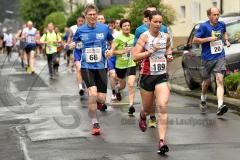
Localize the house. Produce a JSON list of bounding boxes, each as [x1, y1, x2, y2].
[[162, 0, 240, 47]]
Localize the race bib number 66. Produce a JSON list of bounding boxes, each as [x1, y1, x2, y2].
[[85, 47, 102, 63]]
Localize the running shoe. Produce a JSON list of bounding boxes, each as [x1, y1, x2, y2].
[[199, 101, 207, 113], [158, 139, 169, 155], [79, 89, 84, 96], [217, 104, 228, 116], [92, 123, 100, 135], [97, 102, 107, 112], [128, 105, 135, 116], [149, 117, 157, 128], [111, 94, 117, 101], [116, 92, 122, 101], [139, 112, 147, 132]]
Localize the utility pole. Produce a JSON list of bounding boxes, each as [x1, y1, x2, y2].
[[220, 0, 223, 14]]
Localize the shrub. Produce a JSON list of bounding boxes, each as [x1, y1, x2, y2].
[[224, 72, 240, 91], [44, 12, 66, 31], [100, 4, 125, 21]]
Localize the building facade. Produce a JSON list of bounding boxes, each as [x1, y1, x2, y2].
[[162, 0, 240, 47]]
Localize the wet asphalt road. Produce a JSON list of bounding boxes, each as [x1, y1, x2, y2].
[[0, 53, 240, 160]]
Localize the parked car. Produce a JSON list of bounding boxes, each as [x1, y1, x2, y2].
[[176, 15, 240, 93]]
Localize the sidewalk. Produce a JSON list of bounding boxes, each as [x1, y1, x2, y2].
[[168, 56, 240, 112]]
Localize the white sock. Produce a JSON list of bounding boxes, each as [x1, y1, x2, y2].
[[91, 118, 98, 125], [78, 83, 83, 90], [218, 100, 223, 108], [201, 94, 207, 102]]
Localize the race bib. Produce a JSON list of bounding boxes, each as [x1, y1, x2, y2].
[[122, 47, 132, 59], [47, 46, 53, 52], [85, 47, 102, 63], [149, 55, 167, 75], [76, 41, 82, 49], [27, 36, 35, 43], [210, 40, 223, 54]]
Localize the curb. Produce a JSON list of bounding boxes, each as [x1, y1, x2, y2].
[[170, 84, 240, 112]]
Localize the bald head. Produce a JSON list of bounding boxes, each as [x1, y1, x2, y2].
[[27, 21, 33, 29], [207, 7, 220, 25], [207, 7, 220, 16]]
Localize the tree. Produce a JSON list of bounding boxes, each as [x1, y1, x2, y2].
[[20, 0, 65, 30], [100, 5, 125, 21], [44, 12, 67, 31], [67, 4, 85, 27], [127, 0, 176, 32]]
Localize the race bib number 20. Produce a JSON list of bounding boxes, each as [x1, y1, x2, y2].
[[210, 40, 223, 54], [85, 47, 102, 63]]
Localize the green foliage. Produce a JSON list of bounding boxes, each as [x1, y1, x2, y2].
[[224, 73, 240, 91], [127, 0, 176, 32], [44, 12, 66, 31], [100, 5, 125, 21], [67, 5, 85, 27], [20, 0, 64, 30]]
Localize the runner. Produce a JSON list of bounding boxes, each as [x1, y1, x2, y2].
[[21, 21, 38, 74], [107, 19, 137, 115], [106, 19, 119, 101], [133, 10, 173, 154], [0, 35, 3, 54], [35, 31, 42, 57], [192, 7, 230, 115], [62, 27, 69, 60], [54, 26, 63, 73], [133, 5, 171, 128], [68, 15, 85, 96], [4, 28, 15, 61], [97, 13, 106, 24], [73, 4, 114, 135], [15, 24, 27, 68], [40, 23, 62, 79]]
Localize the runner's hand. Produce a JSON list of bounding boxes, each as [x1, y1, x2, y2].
[[105, 50, 113, 58], [208, 36, 218, 42], [69, 42, 76, 50], [225, 40, 231, 47], [167, 54, 173, 62]]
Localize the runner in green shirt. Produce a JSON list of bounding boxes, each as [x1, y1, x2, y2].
[[107, 19, 136, 116], [40, 23, 61, 79]]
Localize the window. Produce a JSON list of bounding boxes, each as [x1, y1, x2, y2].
[[227, 20, 240, 44], [192, 2, 201, 20], [212, 1, 217, 7], [180, 5, 186, 19]]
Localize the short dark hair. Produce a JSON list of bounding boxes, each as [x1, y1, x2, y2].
[[107, 19, 115, 24], [84, 4, 98, 15], [77, 14, 85, 19], [149, 10, 162, 21], [120, 19, 131, 28], [143, 10, 152, 18]]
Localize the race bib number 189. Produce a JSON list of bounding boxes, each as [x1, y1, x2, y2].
[[85, 47, 102, 63], [150, 56, 167, 75]]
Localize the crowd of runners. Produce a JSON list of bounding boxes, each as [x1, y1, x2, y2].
[[0, 4, 230, 155]]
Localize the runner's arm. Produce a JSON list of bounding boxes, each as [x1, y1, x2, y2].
[[132, 34, 152, 62], [193, 36, 218, 44], [224, 32, 231, 47]]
